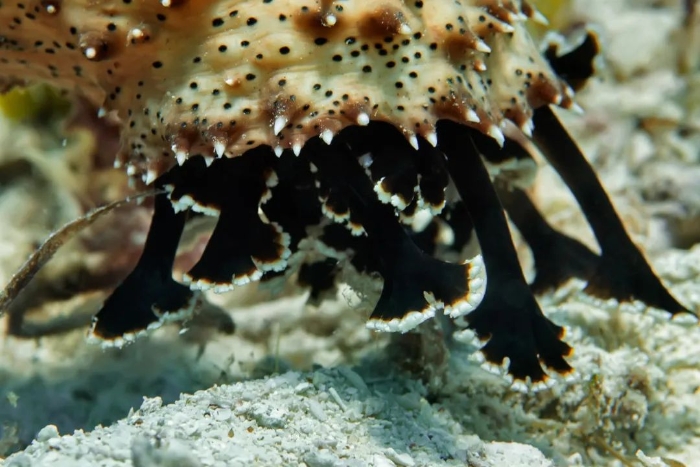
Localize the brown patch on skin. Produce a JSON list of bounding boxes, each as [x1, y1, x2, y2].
[[519, 0, 537, 20], [471, 108, 503, 136], [308, 115, 344, 139], [318, 0, 341, 27], [466, 11, 517, 37], [480, 0, 521, 23], [146, 154, 177, 180], [527, 76, 564, 109], [412, 120, 437, 140], [78, 31, 110, 61], [431, 91, 478, 123], [444, 33, 486, 61], [292, 5, 346, 41], [358, 5, 410, 38], [264, 94, 300, 127], [168, 129, 198, 159], [126, 24, 152, 45], [203, 126, 233, 158], [502, 104, 532, 131]]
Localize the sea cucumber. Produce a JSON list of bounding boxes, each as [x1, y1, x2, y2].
[[0, 0, 692, 386]]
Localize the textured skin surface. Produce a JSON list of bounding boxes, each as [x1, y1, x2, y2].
[[0, 0, 571, 181]]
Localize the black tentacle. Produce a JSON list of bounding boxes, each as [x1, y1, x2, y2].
[[499, 186, 599, 294], [261, 151, 322, 250], [438, 120, 572, 382], [532, 106, 692, 316], [183, 151, 290, 292], [297, 258, 341, 306], [470, 131, 600, 294], [91, 192, 196, 341], [305, 131, 483, 333], [543, 29, 601, 92]]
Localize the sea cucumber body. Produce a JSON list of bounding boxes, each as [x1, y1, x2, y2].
[[0, 1, 569, 179]]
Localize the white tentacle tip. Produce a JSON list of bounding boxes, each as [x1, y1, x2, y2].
[[466, 108, 481, 123], [408, 134, 419, 151], [570, 103, 585, 115], [532, 10, 549, 25], [487, 125, 505, 147], [320, 129, 334, 145], [144, 170, 158, 185], [474, 39, 491, 54], [273, 116, 288, 135], [213, 140, 226, 158], [175, 151, 188, 166]]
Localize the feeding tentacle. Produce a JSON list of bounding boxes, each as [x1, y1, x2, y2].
[[532, 106, 693, 316], [499, 186, 599, 294], [470, 131, 600, 294], [261, 152, 323, 250], [438, 120, 573, 383], [182, 151, 291, 292], [305, 131, 485, 333], [90, 192, 197, 343]]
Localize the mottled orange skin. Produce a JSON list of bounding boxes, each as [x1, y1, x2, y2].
[[0, 0, 571, 181]]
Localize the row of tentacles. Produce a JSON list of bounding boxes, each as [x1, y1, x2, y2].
[[89, 32, 693, 387]]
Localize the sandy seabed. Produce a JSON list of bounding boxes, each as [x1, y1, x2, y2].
[[1, 1, 700, 466]]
